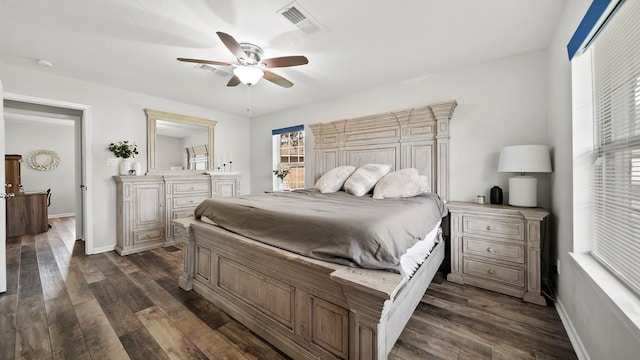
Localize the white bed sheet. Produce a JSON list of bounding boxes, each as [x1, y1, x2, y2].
[[400, 219, 442, 277]]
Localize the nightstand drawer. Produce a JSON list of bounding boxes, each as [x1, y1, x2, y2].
[[463, 237, 524, 263], [463, 257, 525, 287], [173, 182, 210, 194], [463, 217, 524, 241]]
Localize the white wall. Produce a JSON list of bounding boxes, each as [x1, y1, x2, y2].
[[1, 63, 251, 252], [156, 135, 184, 170], [5, 120, 75, 216], [548, 0, 640, 358], [250, 49, 551, 212]]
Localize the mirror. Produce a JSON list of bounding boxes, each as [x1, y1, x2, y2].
[[145, 109, 216, 174]]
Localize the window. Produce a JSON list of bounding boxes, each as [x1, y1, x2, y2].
[[272, 125, 304, 190], [186, 145, 208, 170], [573, 0, 640, 295]]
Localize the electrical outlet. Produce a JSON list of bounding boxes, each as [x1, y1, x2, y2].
[[107, 158, 118, 167]]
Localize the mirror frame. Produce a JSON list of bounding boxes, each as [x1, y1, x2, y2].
[[145, 108, 217, 174]]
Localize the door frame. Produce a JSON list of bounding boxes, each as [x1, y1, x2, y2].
[[1, 81, 6, 292], [3, 92, 94, 253]]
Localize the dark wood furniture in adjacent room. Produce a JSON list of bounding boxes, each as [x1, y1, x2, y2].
[[5, 154, 22, 195], [6, 192, 49, 237], [5, 154, 49, 237]]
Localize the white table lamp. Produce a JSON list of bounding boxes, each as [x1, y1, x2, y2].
[[498, 145, 551, 207]]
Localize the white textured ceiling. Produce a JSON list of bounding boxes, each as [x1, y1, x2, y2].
[[0, 0, 566, 117]]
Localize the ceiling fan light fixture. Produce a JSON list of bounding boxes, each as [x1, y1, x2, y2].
[[178, 32, 306, 88], [233, 66, 264, 85]]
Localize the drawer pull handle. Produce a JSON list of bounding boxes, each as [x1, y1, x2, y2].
[[487, 248, 494, 253], [488, 268, 496, 274], [486, 226, 493, 231]]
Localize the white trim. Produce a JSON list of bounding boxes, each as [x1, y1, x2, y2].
[[555, 297, 590, 360], [570, 252, 640, 341], [48, 213, 75, 219], [1, 80, 6, 293], [4, 92, 94, 254], [81, 107, 93, 253], [5, 92, 89, 111], [91, 244, 116, 254]]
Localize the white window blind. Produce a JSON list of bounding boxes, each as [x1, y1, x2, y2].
[[591, 0, 640, 295]]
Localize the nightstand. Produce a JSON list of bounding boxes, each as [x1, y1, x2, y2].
[[446, 201, 549, 305]]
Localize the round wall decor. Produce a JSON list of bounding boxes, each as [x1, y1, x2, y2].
[[27, 150, 61, 171]]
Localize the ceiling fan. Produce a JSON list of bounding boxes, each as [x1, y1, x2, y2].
[[178, 31, 308, 88]]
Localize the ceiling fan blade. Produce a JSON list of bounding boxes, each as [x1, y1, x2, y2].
[[227, 76, 241, 87], [261, 56, 309, 68], [177, 58, 232, 66], [263, 70, 293, 88], [216, 31, 247, 60]]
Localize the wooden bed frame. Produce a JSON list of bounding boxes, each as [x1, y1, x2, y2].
[[174, 100, 457, 359]]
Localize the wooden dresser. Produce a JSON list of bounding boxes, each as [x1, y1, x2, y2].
[[5, 154, 49, 237], [446, 201, 549, 305], [6, 192, 49, 237], [115, 174, 240, 255]]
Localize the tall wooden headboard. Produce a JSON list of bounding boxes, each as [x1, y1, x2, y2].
[[309, 100, 457, 201]]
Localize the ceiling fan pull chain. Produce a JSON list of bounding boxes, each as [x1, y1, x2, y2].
[[246, 86, 253, 118]]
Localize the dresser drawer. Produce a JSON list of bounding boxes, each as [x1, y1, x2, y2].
[[463, 237, 524, 263], [173, 209, 195, 219], [172, 182, 210, 195], [133, 228, 164, 245], [173, 195, 208, 208], [463, 257, 525, 287], [462, 217, 524, 241]]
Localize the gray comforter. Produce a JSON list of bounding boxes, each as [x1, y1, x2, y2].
[[194, 189, 447, 273]]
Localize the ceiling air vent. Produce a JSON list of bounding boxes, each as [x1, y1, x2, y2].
[[277, 2, 323, 35], [194, 64, 230, 77]]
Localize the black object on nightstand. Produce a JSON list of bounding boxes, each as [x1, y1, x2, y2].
[[490, 186, 503, 204]]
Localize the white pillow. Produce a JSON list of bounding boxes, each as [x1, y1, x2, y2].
[[343, 164, 391, 196], [373, 168, 431, 199], [314, 166, 357, 193]]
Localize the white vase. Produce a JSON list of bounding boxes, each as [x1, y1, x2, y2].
[[119, 158, 131, 175]]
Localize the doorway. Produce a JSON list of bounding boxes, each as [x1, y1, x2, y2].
[[4, 100, 81, 236], [2, 93, 93, 250]]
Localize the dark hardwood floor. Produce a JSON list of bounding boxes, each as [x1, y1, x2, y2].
[[0, 217, 576, 359]]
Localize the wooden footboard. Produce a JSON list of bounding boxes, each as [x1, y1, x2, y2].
[[174, 217, 444, 360]]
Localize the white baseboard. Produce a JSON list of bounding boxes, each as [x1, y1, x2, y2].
[[555, 298, 590, 360], [91, 244, 116, 254], [48, 213, 75, 219]]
